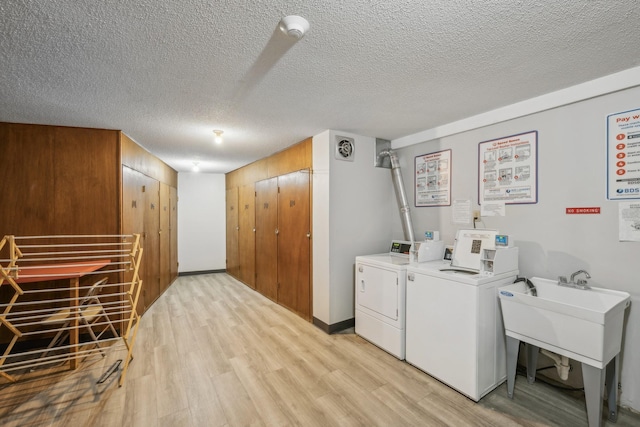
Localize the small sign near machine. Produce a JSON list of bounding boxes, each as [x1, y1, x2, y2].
[[495, 234, 509, 246], [443, 246, 453, 261], [619, 201, 640, 242], [452, 199, 472, 224], [424, 230, 439, 240]]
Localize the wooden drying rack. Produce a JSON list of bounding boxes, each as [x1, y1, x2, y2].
[[0, 234, 143, 387]]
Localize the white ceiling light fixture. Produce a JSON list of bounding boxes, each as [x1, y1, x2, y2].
[[279, 15, 310, 39], [213, 130, 224, 144]]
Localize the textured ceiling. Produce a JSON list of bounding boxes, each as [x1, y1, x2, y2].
[[2, 0, 640, 173]]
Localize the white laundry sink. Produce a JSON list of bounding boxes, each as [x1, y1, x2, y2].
[[498, 277, 630, 368]]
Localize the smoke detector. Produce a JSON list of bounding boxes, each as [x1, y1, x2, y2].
[[279, 15, 310, 39], [335, 136, 355, 161]]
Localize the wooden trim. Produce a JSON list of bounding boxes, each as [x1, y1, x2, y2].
[[312, 317, 355, 334], [178, 269, 226, 276]]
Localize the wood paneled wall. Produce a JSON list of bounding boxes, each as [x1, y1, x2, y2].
[[121, 133, 177, 188], [0, 123, 120, 237], [225, 137, 313, 320], [226, 138, 312, 189], [0, 122, 178, 320]]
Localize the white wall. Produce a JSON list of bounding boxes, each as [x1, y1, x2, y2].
[[312, 130, 332, 323], [177, 172, 226, 272], [394, 86, 640, 410], [313, 130, 393, 325]]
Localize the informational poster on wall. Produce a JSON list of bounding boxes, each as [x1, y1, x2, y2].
[[607, 107, 640, 200], [415, 149, 451, 207], [478, 131, 538, 205]]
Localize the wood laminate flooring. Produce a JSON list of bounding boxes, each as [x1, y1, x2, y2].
[[1, 273, 638, 426]]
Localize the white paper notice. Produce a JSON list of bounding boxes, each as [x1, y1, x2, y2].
[[481, 202, 506, 217], [452, 199, 471, 224], [619, 202, 640, 241]]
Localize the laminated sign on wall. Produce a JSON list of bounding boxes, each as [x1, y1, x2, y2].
[[607, 107, 640, 200], [415, 149, 451, 207], [478, 131, 538, 205]]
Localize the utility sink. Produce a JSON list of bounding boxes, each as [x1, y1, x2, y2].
[[499, 277, 631, 426], [498, 277, 630, 368]]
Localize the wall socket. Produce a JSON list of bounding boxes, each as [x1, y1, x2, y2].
[[473, 210, 481, 220]]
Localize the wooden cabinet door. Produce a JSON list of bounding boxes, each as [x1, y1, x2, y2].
[[277, 170, 311, 320], [169, 185, 178, 283], [122, 167, 160, 313], [159, 182, 171, 292], [238, 184, 256, 289], [255, 178, 278, 301], [225, 187, 240, 278], [142, 174, 160, 312], [122, 166, 146, 315]]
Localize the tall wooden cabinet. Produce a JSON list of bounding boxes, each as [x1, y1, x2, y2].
[[238, 184, 256, 288], [0, 122, 178, 315], [255, 178, 278, 300], [225, 188, 240, 278], [226, 138, 312, 321], [121, 166, 171, 313], [275, 170, 311, 319]]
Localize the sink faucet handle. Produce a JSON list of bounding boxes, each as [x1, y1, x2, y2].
[[558, 276, 568, 284]]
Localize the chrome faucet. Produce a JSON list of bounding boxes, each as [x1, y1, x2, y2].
[[558, 270, 591, 290], [570, 269, 591, 283]]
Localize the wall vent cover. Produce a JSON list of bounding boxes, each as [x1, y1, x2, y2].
[[335, 136, 355, 161]]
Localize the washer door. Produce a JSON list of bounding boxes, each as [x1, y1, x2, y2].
[[356, 263, 399, 321]]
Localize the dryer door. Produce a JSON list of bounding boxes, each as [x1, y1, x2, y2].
[[356, 263, 399, 321]]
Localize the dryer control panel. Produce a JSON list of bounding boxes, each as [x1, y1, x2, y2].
[[390, 240, 412, 255]]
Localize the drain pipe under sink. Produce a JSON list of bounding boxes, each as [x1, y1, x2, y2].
[[378, 149, 416, 245], [540, 349, 571, 380]]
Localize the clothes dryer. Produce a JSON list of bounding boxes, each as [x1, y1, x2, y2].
[[355, 240, 412, 359]]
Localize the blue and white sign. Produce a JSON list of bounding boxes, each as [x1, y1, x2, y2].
[[607, 107, 640, 200]]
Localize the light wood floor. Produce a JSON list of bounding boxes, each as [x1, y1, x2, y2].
[[1, 273, 639, 426]]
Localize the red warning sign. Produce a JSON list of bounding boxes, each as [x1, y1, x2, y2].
[[566, 207, 600, 214]]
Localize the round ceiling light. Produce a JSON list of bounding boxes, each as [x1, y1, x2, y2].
[[213, 130, 224, 144], [279, 15, 310, 39]]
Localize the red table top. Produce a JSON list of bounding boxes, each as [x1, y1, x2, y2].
[[12, 259, 111, 284]]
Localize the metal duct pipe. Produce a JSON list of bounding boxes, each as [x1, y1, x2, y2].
[[378, 149, 415, 244]]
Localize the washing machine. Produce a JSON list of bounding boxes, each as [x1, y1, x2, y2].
[[355, 240, 412, 359], [405, 229, 519, 401]]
